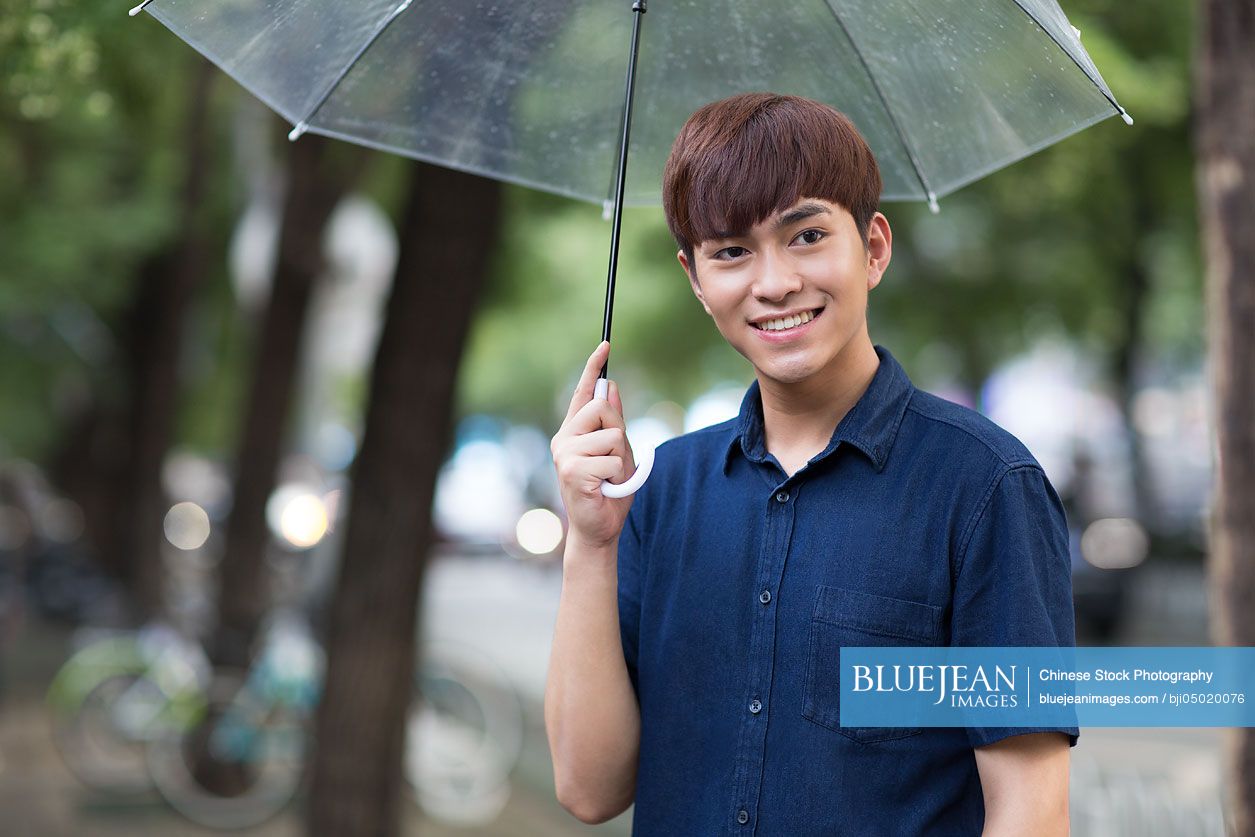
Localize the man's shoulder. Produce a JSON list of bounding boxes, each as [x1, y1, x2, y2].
[[642, 417, 737, 480], [656, 417, 739, 456], [621, 419, 736, 534], [902, 388, 1040, 472], [629, 417, 736, 494]]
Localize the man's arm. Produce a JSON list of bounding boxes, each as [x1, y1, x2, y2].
[[974, 732, 1070, 836], [543, 535, 641, 824], [545, 343, 643, 824]]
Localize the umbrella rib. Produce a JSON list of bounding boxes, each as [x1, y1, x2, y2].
[[287, 0, 417, 141], [819, 1, 938, 213], [1005, 0, 1133, 126]]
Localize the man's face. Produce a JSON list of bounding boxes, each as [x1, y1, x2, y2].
[[678, 198, 892, 388]]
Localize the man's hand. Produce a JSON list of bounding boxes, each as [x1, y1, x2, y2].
[[974, 732, 1070, 836], [550, 341, 637, 549]]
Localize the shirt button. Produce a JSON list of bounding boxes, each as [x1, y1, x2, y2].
[[737, 809, 750, 824], [749, 698, 762, 714], [775, 490, 789, 503], [759, 589, 771, 604]]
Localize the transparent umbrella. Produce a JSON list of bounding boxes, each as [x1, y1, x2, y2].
[[130, 0, 1131, 495]]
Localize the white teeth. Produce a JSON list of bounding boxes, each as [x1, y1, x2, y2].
[[757, 310, 815, 331]]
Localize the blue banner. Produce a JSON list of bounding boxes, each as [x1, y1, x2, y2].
[[839, 647, 1255, 727]]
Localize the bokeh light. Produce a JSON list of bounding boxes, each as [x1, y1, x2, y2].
[[1081, 517, 1149, 570], [276, 493, 329, 549], [39, 497, 85, 544], [163, 501, 211, 550], [515, 508, 563, 555]]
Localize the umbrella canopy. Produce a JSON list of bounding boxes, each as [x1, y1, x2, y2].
[[131, 0, 1130, 497], [131, 0, 1128, 211]]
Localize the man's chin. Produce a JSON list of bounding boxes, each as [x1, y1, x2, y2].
[[753, 358, 823, 387]]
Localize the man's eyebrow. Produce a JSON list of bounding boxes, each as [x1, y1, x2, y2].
[[702, 202, 830, 246], [774, 202, 831, 230]]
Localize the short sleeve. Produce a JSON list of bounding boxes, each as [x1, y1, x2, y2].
[[617, 500, 645, 701], [951, 464, 1079, 748]]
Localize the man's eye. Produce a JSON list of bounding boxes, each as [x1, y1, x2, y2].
[[714, 246, 748, 260], [794, 229, 825, 245]]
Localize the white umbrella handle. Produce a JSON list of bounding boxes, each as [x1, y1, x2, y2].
[[593, 378, 653, 498]]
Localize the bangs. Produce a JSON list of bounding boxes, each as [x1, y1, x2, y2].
[[663, 94, 882, 255]]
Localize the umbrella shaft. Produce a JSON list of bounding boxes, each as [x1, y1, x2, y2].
[[599, 0, 646, 381]]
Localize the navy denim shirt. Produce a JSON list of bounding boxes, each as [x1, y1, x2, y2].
[[617, 344, 1078, 836]]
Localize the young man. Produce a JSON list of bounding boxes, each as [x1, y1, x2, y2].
[[546, 93, 1076, 835]]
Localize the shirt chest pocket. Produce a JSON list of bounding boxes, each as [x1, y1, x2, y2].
[[802, 585, 942, 744]]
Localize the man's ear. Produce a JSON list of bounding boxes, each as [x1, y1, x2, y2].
[[865, 211, 892, 292], [678, 249, 712, 316]]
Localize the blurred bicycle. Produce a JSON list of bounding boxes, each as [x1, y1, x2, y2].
[[46, 621, 211, 795], [404, 637, 526, 827], [47, 617, 525, 829], [144, 612, 321, 829]]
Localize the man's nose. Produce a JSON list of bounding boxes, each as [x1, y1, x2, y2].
[[751, 253, 803, 300]]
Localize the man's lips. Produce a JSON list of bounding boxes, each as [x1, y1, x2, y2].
[[748, 307, 827, 345], [750, 306, 825, 332]]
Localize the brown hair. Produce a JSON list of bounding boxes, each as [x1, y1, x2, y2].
[[662, 93, 882, 265]]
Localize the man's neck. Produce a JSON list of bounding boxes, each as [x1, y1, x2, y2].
[[757, 337, 881, 474]]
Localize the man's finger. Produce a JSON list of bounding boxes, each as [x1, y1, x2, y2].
[[562, 392, 627, 438], [564, 426, 630, 459], [565, 341, 610, 422]]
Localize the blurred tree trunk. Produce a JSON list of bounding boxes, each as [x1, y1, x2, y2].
[[1109, 184, 1155, 527], [306, 161, 501, 837], [50, 58, 216, 618], [209, 132, 364, 670], [1196, 2, 1255, 835]]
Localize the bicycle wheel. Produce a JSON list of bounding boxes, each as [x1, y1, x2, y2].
[[404, 639, 525, 826], [147, 671, 308, 830], [51, 670, 162, 794]]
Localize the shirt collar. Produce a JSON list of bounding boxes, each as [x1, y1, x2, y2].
[[722, 344, 914, 476]]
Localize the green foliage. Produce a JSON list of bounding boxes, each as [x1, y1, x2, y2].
[[457, 188, 743, 429], [0, 0, 242, 457], [0, 0, 1203, 461]]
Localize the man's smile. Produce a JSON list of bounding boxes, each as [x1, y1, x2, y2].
[[750, 306, 826, 340]]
